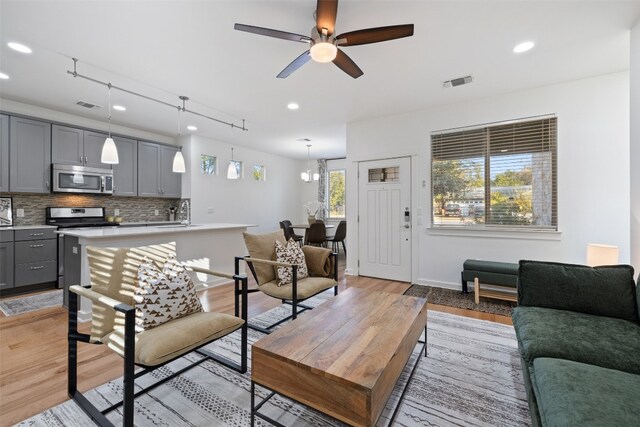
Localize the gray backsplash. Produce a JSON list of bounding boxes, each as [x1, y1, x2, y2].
[[4, 193, 187, 226]]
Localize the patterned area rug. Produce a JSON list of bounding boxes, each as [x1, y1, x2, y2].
[[18, 291, 530, 426], [0, 289, 63, 316], [405, 284, 516, 316]]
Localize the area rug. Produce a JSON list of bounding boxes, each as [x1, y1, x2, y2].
[[405, 284, 516, 316], [0, 289, 63, 317], [18, 292, 530, 427]]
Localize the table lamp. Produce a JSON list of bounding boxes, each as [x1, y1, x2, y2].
[[586, 244, 619, 267]]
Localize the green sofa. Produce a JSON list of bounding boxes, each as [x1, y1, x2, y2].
[[512, 260, 640, 427]]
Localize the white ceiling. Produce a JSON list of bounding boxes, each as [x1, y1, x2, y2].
[[1, 1, 639, 159]]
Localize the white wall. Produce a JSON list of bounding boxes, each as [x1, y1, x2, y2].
[[183, 135, 304, 233], [631, 20, 640, 278], [0, 98, 173, 144], [346, 72, 631, 287]]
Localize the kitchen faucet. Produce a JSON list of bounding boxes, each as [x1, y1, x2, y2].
[[180, 200, 191, 226]]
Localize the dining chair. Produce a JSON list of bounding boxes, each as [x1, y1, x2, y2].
[[279, 220, 303, 245], [326, 220, 346, 254], [307, 222, 327, 247]]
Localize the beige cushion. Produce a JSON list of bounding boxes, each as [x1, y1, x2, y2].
[[242, 230, 286, 285], [87, 242, 177, 343], [101, 311, 244, 367], [302, 246, 333, 277], [259, 276, 336, 300], [275, 238, 309, 285], [135, 257, 203, 331]]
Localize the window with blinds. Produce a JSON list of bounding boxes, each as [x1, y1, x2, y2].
[[431, 117, 557, 229]]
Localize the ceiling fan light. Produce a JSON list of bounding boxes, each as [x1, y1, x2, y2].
[[310, 42, 337, 63]]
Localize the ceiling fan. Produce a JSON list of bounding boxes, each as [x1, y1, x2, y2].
[[234, 0, 414, 79]]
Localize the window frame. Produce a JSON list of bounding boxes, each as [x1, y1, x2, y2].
[[430, 116, 557, 231]]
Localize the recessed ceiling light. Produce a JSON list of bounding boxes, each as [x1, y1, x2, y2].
[[287, 102, 299, 110], [0, 72, 9, 80], [7, 42, 32, 54], [187, 125, 197, 131], [513, 41, 535, 53], [112, 105, 126, 111]]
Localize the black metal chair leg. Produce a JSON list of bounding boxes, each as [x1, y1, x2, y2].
[[122, 309, 136, 426], [291, 265, 298, 320]]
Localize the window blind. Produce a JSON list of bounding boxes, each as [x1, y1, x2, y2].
[[431, 117, 557, 229]]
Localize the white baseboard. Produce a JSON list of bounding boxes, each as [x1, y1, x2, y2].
[[344, 268, 357, 276], [414, 278, 462, 291]]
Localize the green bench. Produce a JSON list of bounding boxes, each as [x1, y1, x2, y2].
[[461, 259, 519, 304]]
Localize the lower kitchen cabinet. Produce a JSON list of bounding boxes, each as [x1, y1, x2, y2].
[[1, 228, 57, 291], [0, 231, 14, 290]]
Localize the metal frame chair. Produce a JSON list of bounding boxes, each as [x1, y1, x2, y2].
[[68, 266, 248, 427], [234, 253, 338, 334]]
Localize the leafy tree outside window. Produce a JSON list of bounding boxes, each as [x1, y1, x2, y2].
[[252, 165, 266, 181], [328, 169, 345, 219]]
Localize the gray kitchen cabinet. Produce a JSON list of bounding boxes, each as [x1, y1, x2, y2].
[[112, 136, 137, 196], [13, 227, 57, 288], [0, 230, 14, 291], [52, 124, 84, 165], [0, 114, 9, 193], [83, 131, 111, 169], [9, 116, 51, 193], [137, 141, 161, 197], [137, 141, 181, 198], [52, 126, 112, 169], [160, 145, 181, 198]]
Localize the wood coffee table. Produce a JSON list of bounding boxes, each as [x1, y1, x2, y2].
[[251, 287, 428, 426]]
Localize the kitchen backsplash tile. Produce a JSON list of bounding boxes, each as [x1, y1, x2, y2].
[[4, 193, 187, 226]]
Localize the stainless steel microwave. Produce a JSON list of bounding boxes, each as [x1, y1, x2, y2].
[[52, 164, 113, 195]]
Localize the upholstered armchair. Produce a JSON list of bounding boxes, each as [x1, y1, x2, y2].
[[68, 242, 247, 427], [236, 230, 338, 334]]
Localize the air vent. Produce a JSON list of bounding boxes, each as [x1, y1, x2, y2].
[[76, 100, 101, 109], [443, 75, 473, 88]]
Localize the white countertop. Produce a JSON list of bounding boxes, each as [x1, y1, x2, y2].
[[0, 225, 57, 231], [56, 223, 257, 239]]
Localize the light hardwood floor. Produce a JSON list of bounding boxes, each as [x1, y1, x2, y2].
[[0, 266, 511, 426]]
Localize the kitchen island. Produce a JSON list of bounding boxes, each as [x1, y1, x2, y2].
[[58, 223, 256, 321]]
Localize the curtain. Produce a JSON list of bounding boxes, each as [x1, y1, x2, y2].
[[317, 159, 327, 222]]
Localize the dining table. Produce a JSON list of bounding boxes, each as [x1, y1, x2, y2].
[[291, 223, 334, 245]]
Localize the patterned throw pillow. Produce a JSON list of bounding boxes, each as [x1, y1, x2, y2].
[[275, 238, 309, 286], [134, 256, 203, 331]]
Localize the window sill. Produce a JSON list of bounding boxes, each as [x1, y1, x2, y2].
[[426, 226, 562, 241]]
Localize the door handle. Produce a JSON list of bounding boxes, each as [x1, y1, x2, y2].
[[30, 244, 44, 248], [30, 266, 45, 270], [403, 224, 411, 229], [84, 155, 88, 164]]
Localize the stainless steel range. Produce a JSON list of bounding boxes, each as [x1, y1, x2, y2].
[[45, 207, 119, 304]]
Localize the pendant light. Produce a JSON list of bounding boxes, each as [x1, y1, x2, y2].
[[172, 96, 187, 173], [227, 147, 239, 179], [101, 83, 119, 164], [301, 144, 319, 182]]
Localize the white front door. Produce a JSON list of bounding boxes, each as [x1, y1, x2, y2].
[[358, 157, 411, 282]]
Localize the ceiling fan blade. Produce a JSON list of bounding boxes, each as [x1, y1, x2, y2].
[[337, 24, 414, 47], [234, 23, 311, 43], [277, 51, 312, 78], [316, 0, 338, 36], [333, 49, 363, 79]]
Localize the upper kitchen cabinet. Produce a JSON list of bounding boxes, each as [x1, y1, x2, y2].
[[9, 117, 51, 193], [160, 145, 181, 198], [0, 115, 9, 193], [83, 131, 112, 169], [137, 141, 181, 198], [112, 136, 137, 196], [52, 126, 112, 169]]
